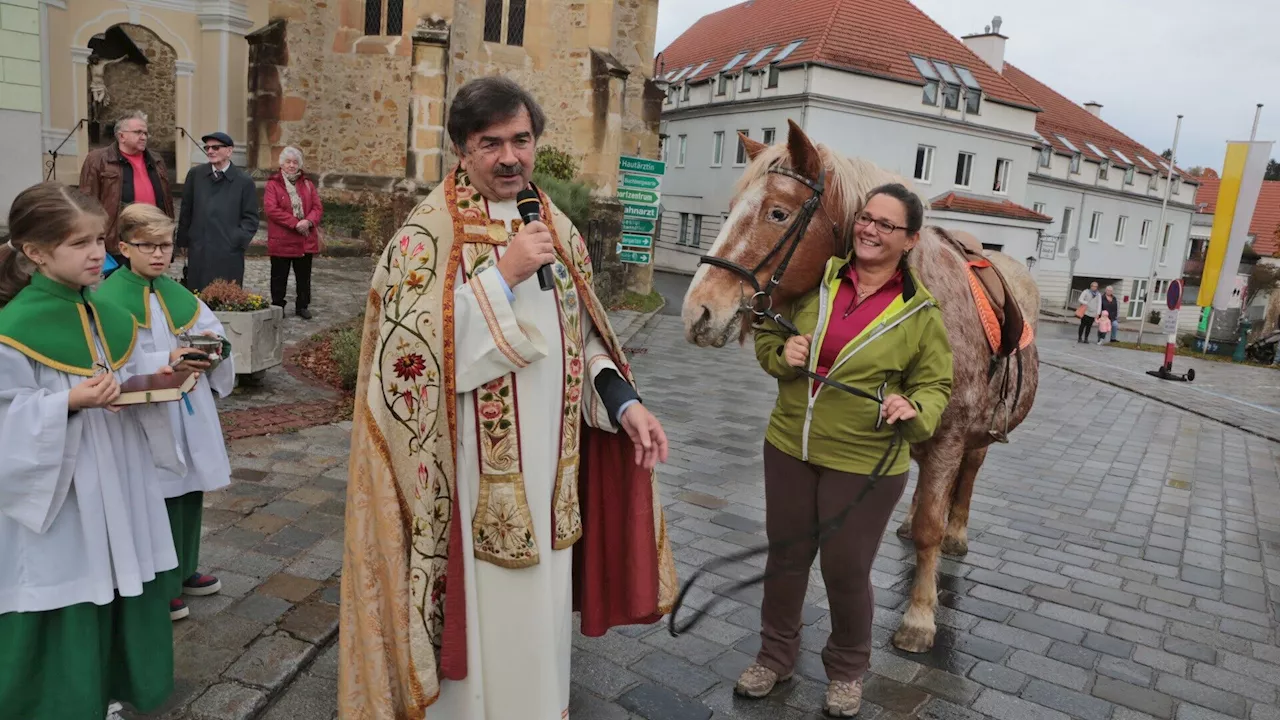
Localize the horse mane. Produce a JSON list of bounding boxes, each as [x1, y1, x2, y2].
[[735, 141, 930, 228]]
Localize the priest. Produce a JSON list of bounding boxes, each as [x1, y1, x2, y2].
[[339, 77, 679, 719]]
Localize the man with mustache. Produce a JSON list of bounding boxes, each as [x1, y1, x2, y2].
[[340, 77, 678, 720]]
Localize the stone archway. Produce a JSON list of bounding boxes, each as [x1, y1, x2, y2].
[[88, 24, 177, 166]]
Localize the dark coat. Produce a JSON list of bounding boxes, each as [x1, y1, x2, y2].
[[178, 162, 260, 292], [264, 172, 323, 257], [78, 142, 174, 255], [1101, 294, 1120, 322]]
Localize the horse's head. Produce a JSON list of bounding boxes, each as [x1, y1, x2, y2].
[[682, 120, 846, 347]]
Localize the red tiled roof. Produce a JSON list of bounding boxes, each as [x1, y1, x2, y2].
[[1194, 177, 1280, 256], [1001, 63, 1195, 183], [657, 0, 1037, 109], [929, 192, 1053, 223]]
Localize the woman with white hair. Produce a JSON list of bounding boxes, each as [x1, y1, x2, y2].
[[264, 146, 323, 319]]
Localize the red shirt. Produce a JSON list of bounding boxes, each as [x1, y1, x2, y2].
[[815, 266, 903, 377], [123, 151, 156, 206]]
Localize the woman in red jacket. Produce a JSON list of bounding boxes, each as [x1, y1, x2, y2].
[[264, 146, 322, 319]]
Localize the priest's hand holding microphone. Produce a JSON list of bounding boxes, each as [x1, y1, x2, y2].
[[493, 187, 669, 469]]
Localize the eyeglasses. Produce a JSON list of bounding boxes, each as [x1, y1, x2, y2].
[[124, 241, 175, 255], [121, 130, 149, 136], [854, 213, 909, 235], [203, 144, 228, 152]]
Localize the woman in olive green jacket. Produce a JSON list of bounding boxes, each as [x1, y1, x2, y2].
[[736, 184, 953, 717]]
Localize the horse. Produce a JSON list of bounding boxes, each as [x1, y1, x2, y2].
[[681, 120, 1040, 653]]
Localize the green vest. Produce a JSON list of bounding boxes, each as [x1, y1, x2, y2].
[[96, 266, 199, 335], [0, 273, 138, 376]]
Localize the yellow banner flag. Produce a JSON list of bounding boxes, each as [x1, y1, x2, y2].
[[1198, 140, 1272, 307]]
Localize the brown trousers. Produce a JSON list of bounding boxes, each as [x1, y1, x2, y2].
[[757, 441, 908, 682]]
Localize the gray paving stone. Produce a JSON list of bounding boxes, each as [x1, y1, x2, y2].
[[617, 682, 712, 720], [223, 634, 316, 690], [1191, 663, 1277, 704], [968, 661, 1028, 693], [259, 673, 338, 720], [918, 697, 987, 720], [912, 667, 982, 706], [972, 688, 1070, 720], [1098, 656, 1155, 687], [189, 682, 267, 720], [1008, 612, 1087, 644], [1047, 641, 1099, 669], [1084, 631, 1135, 659], [229, 594, 293, 625], [1006, 650, 1090, 690], [1155, 674, 1248, 718], [1092, 676, 1175, 719], [572, 651, 645, 700], [1020, 679, 1115, 720], [1035, 602, 1110, 632], [971, 620, 1052, 654], [1134, 646, 1190, 676]]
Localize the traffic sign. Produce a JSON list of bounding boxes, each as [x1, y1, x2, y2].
[[621, 233, 652, 249], [623, 204, 659, 220], [620, 173, 661, 191], [1167, 279, 1182, 310], [618, 156, 665, 176], [618, 188, 659, 205], [621, 218, 655, 234], [619, 249, 651, 264], [1163, 309, 1180, 336]]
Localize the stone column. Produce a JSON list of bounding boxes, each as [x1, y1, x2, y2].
[[174, 60, 195, 180], [408, 15, 450, 185], [198, 6, 255, 165]]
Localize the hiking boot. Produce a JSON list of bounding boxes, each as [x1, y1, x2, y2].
[[297, 308, 313, 320], [825, 679, 863, 717], [182, 573, 222, 596], [734, 663, 792, 698], [169, 598, 190, 621]]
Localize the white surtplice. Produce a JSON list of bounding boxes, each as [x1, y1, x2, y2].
[[433, 199, 625, 720]]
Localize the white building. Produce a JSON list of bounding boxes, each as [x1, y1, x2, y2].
[[656, 1, 1198, 316]]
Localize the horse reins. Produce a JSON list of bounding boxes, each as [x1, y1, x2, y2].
[[670, 165, 905, 637]]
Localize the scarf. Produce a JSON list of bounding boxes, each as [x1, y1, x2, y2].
[[282, 171, 305, 220]]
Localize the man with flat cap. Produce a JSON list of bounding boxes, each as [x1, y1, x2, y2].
[[178, 131, 260, 291]]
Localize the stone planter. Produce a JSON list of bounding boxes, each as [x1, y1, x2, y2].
[[214, 305, 284, 376]]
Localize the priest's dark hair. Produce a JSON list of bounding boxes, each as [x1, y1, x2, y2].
[[0, 182, 108, 308], [446, 76, 546, 153]]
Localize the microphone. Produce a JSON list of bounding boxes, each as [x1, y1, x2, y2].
[[516, 188, 554, 292]]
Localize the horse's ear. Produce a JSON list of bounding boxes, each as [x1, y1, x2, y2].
[[740, 132, 767, 161], [785, 119, 822, 181]]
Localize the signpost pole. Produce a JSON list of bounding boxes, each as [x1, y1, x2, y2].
[[1136, 114, 1182, 347], [615, 156, 665, 285], [1146, 279, 1194, 382]]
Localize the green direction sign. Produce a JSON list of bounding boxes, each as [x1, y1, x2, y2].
[[620, 173, 661, 191], [621, 233, 652, 249], [618, 155, 665, 176], [621, 218, 655, 234], [618, 188, 660, 205], [619, 249, 652, 264], [623, 203, 659, 221]]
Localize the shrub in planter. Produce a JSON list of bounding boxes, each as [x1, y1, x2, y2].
[[1147, 309, 1162, 325], [198, 280, 283, 376]]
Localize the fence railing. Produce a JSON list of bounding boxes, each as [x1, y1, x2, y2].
[[44, 119, 87, 182]]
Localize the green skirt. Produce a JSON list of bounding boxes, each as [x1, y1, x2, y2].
[[0, 572, 176, 720], [166, 491, 205, 596]]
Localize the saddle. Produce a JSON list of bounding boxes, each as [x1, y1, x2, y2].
[[933, 227, 1030, 358]]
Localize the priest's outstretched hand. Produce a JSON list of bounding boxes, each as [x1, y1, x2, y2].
[[619, 403, 669, 470]]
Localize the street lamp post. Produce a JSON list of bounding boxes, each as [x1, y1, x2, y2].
[[1136, 115, 1182, 347]]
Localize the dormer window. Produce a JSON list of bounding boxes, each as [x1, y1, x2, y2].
[[954, 65, 982, 114], [741, 71, 752, 92], [1038, 146, 1052, 168], [910, 56, 939, 106], [766, 64, 779, 88], [1172, 176, 1182, 195], [1148, 173, 1158, 191], [716, 73, 729, 96], [1070, 153, 1081, 174], [1124, 166, 1135, 185], [681, 83, 690, 101], [1098, 160, 1110, 181]]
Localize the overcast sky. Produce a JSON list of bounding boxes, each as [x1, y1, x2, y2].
[[655, 0, 1278, 170]]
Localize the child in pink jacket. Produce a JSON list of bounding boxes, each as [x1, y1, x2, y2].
[[1096, 310, 1112, 344]]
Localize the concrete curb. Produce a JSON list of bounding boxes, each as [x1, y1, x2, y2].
[[1039, 356, 1280, 444], [616, 299, 667, 349]]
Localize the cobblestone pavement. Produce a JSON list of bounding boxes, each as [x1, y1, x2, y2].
[[136, 268, 1280, 719]]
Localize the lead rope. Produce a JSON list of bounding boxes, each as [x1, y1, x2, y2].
[[667, 314, 906, 637]]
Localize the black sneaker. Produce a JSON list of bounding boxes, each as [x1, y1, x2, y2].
[[297, 308, 313, 320]]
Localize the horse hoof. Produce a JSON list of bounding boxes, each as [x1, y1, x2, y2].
[[896, 522, 913, 540], [941, 536, 969, 556], [892, 623, 935, 653]]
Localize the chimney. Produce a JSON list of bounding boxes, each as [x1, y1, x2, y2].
[[1083, 101, 1103, 118], [962, 16, 1007, 73]]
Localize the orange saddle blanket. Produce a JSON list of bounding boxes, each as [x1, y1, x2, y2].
[[935, 228, 1035, 356]]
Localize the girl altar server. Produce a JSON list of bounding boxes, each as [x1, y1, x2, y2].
[[0, 182, 182, 719], [97, 202, 234, 621]]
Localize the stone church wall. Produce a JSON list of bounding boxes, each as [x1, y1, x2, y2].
[[100, 24, 177, 156]]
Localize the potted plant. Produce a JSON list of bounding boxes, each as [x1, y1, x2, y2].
[[198, 280, 283, 380]]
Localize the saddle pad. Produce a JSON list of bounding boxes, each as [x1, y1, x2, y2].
[[964, 261, 1034, 356]]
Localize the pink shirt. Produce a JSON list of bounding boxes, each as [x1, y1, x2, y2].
[[123, 151, 156, 206], [815, 266, 903, 378]]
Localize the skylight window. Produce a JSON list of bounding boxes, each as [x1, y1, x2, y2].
[[774, 39, 804, 63], [747, 46, 775, 67], [670, 66, 692, 82], [722, 51, 748, 72], [1138, 156, 1157, 171], [1054, 134, 1080, 153], [931, 60, 961, 85], [954, 66, 982, 89], [690, 61, 711, 78], [910, 55, 939, 79], [1085, 143, 1109, 159], [1111, 149, 1133, 165]]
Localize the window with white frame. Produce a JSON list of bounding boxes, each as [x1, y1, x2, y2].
[[1172, 176, 1182, 195], [1115, 215, 1128, 245], [955, 152, 973, 187], [762, 128, 776, 146], [734, 130, 750, 165], [1070, 153, 1081, 174], [1139, 219, 1151, 247], [741, 71, 752, 92], [677, 135, 687, 167], [678, 213, 703, 247], [1038, 146, 1052, 168], [711, 132, 724, 166], [1124, 166, 1135, 185], [716, 73, 729, 96], [1089, 211, 1103, 241], [1147, 173, 1158, 191], [914, 145, 935, 183], [678, 213, 690, 245], [691, 215, 702, 247], [993, 158, 1011, 193], [1058, 207, 1074, 254], [1098, 160, 1110, 181], [1033, 202, 1046, 215], [766, 64, 779, 88], [1160, 223, 1172, 264]]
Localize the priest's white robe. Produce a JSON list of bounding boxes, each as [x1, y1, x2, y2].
[[0, 335, 181, 615], [433, 199, 624, 720], [131, 296, 234, 498]]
